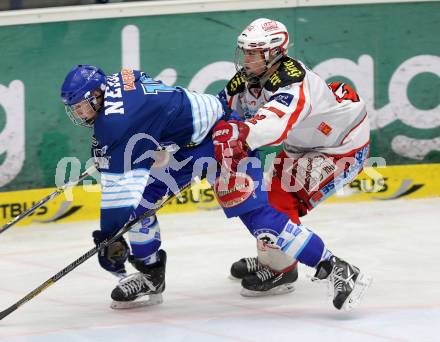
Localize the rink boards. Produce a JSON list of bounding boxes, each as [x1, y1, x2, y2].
[[1, 163, 439, 227]]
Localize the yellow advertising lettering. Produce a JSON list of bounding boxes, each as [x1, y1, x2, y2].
[[283, 60, 303, 78], [269, 73, 282, 86]]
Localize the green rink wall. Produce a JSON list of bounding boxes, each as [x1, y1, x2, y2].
[[0, 1, 439, 191]]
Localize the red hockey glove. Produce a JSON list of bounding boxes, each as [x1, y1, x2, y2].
[[212, 120, 250, 172]]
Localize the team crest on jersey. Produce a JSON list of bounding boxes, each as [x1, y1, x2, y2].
[[92, 144, 110, 170], [269, 93, 294, 107], [91, 136, 110, 169], [91, 136, 99, 147], [318, 122, 333, 136]]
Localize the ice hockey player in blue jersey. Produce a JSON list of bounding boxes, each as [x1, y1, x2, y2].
[[60, 64, 274, 309]]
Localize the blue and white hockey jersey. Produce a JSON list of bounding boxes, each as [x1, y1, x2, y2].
[[92, 69, 223, 236]]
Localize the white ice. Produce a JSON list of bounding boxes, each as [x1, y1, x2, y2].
[[0, 198, 439, 342]]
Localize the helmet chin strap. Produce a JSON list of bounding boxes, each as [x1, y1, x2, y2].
[[85, 118, 96, 126], [80, 93, 103, 126], [90, 98, 98, 111], [90, 93, 103, 112]]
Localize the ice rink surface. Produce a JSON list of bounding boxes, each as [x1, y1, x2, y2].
[[0, 198, 439, 342]]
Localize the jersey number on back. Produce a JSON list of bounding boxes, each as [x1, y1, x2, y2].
[[140, 74, 175, 95]]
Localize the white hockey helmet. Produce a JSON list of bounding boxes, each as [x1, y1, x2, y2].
[[235, 18, 290, 83]]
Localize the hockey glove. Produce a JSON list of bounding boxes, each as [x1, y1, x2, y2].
[[92, 230, 130, 277], [212, 120, 250, 172]]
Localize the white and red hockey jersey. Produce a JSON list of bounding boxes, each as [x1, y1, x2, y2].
[[222, 56, 370, 157]]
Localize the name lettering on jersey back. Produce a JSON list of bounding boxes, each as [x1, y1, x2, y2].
[[104, 74, 124, 115], [121, 68, 136, 91]]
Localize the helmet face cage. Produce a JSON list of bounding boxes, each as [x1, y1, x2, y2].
[[234, 46, 284, 83], [234, 47, 267, 83], [64, 94, 98, 128]]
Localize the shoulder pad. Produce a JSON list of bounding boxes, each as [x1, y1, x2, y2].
[[264, 57, 305, 92], [226, 72, 246, 96]]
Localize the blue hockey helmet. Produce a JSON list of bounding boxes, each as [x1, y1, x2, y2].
[[61, 64, 107, 127]]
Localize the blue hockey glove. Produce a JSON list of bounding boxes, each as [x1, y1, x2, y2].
[[228, 110, 245, 122], [92, 230, 130, 277]]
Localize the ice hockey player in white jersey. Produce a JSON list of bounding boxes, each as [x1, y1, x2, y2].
[[60, 65, 278, 309], [214, 18, 372, 310]]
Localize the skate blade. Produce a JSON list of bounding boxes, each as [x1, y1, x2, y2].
[[341, 272, 373, 311], [240, 283, 295, 297], [110, 294, 163, 310]]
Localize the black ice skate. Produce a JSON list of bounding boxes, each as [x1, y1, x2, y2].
[[230, 257, 264, 280], [240, 264, 298, 297], [313, 256, 372, 311], [110, 249, 166, 309]]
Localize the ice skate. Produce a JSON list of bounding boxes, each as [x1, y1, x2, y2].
[[110, 250, 166, 309], [240, 264, 298, 297], [230, 257, 264, 280], [313, 256, 372, 311]]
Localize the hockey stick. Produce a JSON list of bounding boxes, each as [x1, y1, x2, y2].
[[0, 178, 195, 321], [0, 164, 97, 235]]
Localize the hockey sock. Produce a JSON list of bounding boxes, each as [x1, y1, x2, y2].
[[128, 215, 161, 265], [276, 221, 326, 268]]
